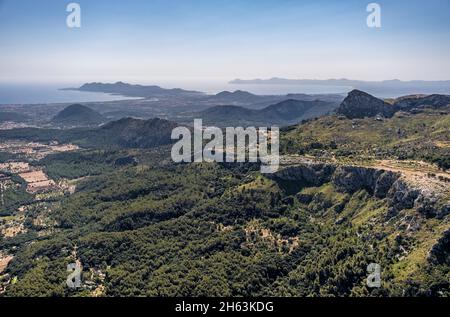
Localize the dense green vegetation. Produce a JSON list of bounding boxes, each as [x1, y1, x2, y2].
[[1, 106, 449, 297], [0, 175, 32, 216], [3, 156, 449, 297], [194, 99, 338, 127], [281, 109, 450, 170], [35, 151, 118, 180], [0, 111, 29, 123]]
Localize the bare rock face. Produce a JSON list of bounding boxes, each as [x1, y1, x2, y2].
[[336, 90, 397, 119], [387, 179, 420, 211], [336, 90, 450, 120], [332, 166, 374, 193], [273, 163, 401, 198], [374, 171, 400, 198], [270, 163, 336, 187], [428, 228, 450, 265], [273, 162, 448, 219], [386, 179, 449, 219], [331, 166, 400, 197]]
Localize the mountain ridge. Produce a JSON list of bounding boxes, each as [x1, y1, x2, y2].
[[64, 82, 204, 98], [196, 99, 338, 126], [336, 90, 450, 119], [0, 116, 180, 149]]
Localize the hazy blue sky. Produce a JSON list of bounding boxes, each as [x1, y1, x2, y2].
[[1, 0, 450, 84]]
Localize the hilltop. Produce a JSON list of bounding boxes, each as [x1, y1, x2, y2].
[[208, 90, 262, 104], [336, 90, 450, 119], [336, 90, 397, 118], [51, 104, 106, 127], [282, 101, 450, 170], [94, 117, 179, 148]]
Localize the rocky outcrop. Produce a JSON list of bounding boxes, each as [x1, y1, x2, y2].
[[331, 166, 400, 196], [336, 90, 450, 119], [272, 161, 449, 219], [271, 163, 336, 187], [387, 179, 420, 212], [428, 228, 450, 265], [374, 171, 400, 198], [386, 179, 449, 219], [336, 90, 397, 119], [394, 94, 450, 111], [415, 194, 448, 219]]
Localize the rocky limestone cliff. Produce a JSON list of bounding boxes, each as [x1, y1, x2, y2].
[[332, 166, 400, 198], [271, 161, 449, 219], [270, 162, 335, 187]]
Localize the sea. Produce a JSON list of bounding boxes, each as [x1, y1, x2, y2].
[[0, 84, 136, 105]]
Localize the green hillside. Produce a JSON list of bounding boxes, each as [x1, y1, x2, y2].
[[1, 94, 449, 297]]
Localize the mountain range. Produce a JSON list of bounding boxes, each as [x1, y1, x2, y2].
[[62, 82, 344, 110], [195, 99, 338, 126], [203, 90, 344, 109]]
